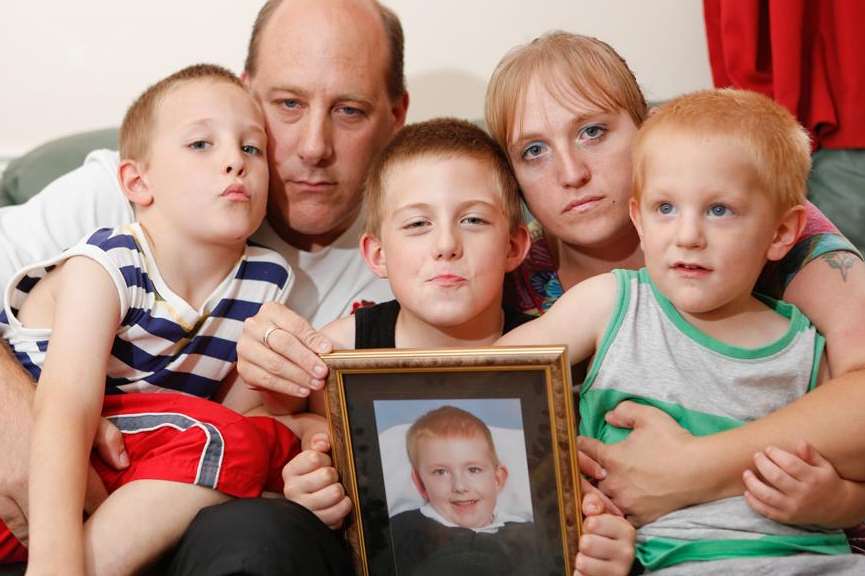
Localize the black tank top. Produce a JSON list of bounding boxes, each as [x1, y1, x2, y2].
[[353, 300, 533, 349]]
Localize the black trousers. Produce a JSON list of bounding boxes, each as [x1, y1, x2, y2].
[[161, 498, 355, 576]]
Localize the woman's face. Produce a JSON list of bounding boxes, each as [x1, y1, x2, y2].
[[507, 77, 639, 251]]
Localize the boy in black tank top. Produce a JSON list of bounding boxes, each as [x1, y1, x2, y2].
[[307, 119, 636, 575]]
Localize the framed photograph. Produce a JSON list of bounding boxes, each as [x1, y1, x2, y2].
[[323, 346, 581, 576]]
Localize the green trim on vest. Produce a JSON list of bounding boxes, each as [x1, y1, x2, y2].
[[640, 268, 810, 360], [579, 388, 743, 440], [638, 532, 851, 571], [583, 269, 631, 395], [808, 331, 826, 391]]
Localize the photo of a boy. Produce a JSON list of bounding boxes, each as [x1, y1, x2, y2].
[[389, 405, 552, 576]]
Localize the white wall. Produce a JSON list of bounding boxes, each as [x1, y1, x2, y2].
[[0, 0, 712, 158]]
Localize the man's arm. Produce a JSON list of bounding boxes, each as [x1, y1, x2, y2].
[[0, 342, 36, 539], [585, 252, 865, 525], [0, 150, 132, 289]]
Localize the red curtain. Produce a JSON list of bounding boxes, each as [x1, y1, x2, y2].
[[704, 0, 865, 150]]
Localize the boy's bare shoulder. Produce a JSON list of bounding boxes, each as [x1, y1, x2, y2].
[[554, 271, 618, 310], [321, 315, 356, 350]]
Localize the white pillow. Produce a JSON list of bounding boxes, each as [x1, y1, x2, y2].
[[378, 423, 534, 522]]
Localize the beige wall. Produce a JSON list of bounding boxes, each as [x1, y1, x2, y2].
[[0, 0, 712, 158]]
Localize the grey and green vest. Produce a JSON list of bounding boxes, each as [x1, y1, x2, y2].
[[580, 268, 855, 573]]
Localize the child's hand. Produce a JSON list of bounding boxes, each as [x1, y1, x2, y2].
[[580, 477, 623, 517], [297, 414, 330, 450], [574, 493, 635, 576], [743, 441, 865, 528], [282, 441, 352, 529]]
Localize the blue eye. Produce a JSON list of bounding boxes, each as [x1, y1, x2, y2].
[[578, 124, 607, 142], [403, 219, 429, 230], [336, 105, 364, 118], [279, 99, 300, 110], [521, 142, 547, 160], [242, 144, 262, 156], [188, 140, 210, 150], [657, 202, 675, 215], [461, 216, 488, 226], [708, 204, 731, 217]]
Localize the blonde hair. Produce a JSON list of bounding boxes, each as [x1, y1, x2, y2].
[[632, 89, 812, 211], [485, 31, 648, 153], [120, 64, 244, 162], [364, 118, 522, 236], [406, 406, 500, 470]]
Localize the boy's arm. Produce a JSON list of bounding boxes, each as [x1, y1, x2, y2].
[[497, 273, 617, 364], [582, 254, 865, 525], [27, 257, 119, 575]]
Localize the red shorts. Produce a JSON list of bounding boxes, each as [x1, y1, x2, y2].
[[0, 392, 300, 564], [94, 393, 300, 497], [0, 522, 26, 564]]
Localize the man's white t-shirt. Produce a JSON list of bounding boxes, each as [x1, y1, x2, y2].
[[0, 149, 392, 328]]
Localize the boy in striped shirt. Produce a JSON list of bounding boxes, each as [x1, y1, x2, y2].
[[1, 64, 327, 575]]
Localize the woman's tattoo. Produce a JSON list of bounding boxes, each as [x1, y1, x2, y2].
[[822, 252, 856, 282]]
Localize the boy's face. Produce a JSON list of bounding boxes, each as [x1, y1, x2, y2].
[[140, 79, 269, 246], [411, 433, 508, 529], [630, 130, 784, 318], [364, 155, 526, 330]]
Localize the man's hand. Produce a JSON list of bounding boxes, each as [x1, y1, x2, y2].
[[744, 441, 865, 528], [282, 435, 352, 529], [84, 417, 130, 514], [574, 493, 635, 576], [579, 401, 698, 526], [0, 495, 28, 545], [237, 303, 333, 398]]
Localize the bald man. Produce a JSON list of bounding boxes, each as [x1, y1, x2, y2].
[[0, 1, 408, 574]]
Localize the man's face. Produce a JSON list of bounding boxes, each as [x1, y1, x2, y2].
[[246, 0, 407, 248], [412, 434, 508, 529]]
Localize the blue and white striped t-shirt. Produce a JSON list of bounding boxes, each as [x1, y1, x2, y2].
[[1, 222, 293, 398]]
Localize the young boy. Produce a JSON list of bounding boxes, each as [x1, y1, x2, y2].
[[0, 64, 323, 575], [390, 405, 543, 575], [311, 118, 636, 576], [500, 89, 865, 574]]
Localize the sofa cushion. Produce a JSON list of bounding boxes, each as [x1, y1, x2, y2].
[[0, 128, 118, 207]]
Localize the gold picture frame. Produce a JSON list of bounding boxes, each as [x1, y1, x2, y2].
[[323, 345, 581, 576]]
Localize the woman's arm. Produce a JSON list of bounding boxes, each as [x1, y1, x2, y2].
[[27, 257, 119, 575]]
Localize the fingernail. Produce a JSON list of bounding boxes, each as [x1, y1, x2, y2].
[[299, 387, 310, 397], [597, 467, 607, 479], [120, 451, 130, 467], [318, 341, 331, 354], [314, 365, 327, 377]]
